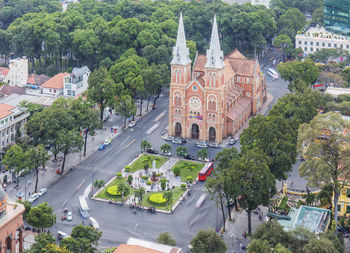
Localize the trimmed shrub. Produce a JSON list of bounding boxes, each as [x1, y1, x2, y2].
[[141, 175, 148, 180], [116, 172, 122, 178], [160, 178, 167, 183], [186, 176, 193, 183], [173, 167, 180, 176], [146, 180, 153, 185], [124, 166, 131, 172], [106, 186, 120, 196], [156, 173, 161, 177], [181, 183, 187, 190], [127, 175, 133, 184], [149, 193, 167, 204], [161, 181, 166, 191]]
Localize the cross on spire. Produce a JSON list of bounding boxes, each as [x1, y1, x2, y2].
[[205, 15, 224, 69], [171, 12, 191, 66]]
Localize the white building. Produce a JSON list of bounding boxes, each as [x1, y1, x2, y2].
[[295, 26, 350, 56], [324, 87, 350, 98], [3, 57, 28, 87], [0, 104, 29, 151], [63, 66, 90, 97], [251, 0, 269, 8]]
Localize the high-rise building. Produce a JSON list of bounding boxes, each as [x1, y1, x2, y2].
[[324, 0, 350, 35]]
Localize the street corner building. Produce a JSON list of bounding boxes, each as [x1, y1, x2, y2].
[[0, 187, 25, 252], [168, 13, 267, 143]]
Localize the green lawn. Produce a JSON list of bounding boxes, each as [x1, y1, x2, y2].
[[171, 160, 204, 182], [141, 187, 186, 211], [95, 177, 133, 201], [128, 154, 168, 172]]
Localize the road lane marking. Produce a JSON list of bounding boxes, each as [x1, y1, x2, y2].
[[125, 138, 136, 149], [153, 110, 166, 122], [121, 136, 130, 146], [146, 123, 160, 134]]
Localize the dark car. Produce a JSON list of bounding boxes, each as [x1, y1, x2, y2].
[[147, 148, 158, 154], [184, 154, 195, 160]]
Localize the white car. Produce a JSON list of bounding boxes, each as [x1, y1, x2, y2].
[[67, 211, 73, 221], [38, 188, 47, 196], [104, 139, 111, 145], [128, 121, 136, 127], [196, 141, 207, 148], [28, 193, 39, 203]]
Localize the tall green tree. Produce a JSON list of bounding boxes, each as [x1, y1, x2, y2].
[[26, 233, 56, 253], [25, 144, 50, 193], [297, 112, 350, 230], [57, 130, 83, 172], [27, 203, 56, 232], [115, 94, 136, 128], [190, 230, 226, 253], [87, 67, 117, 120], [60, 224, 102, 253], [157, 232, 176, 246], [236, 148, 276, 234], [2, 145, 25, 187]]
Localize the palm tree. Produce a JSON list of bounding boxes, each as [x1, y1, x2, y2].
[[161, 144, 171, 154], [135, 187, 146, 204], [163, 191, 173, 211], [141, 140, 151, 152]]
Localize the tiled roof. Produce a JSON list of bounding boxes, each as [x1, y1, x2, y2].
[[41, 72, 69, 89], [228, 58, 257, 77], [226, 97, 251, 120], [0, 85, 25, 96], [27, 73, 50, 86], [0, 103, 15, 119], [0, 67, 9, 76], [193, 54, 207, 71], [225, 49, 247, 60], [114, 244, 162, 253]]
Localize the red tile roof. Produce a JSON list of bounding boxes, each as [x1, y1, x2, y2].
[[193, 54, 207, 72], [114, 244, 162, 253], [0, 104, 15, 119], [0, 85, 25, 96], [225, 49, 247, 60], [41, 72, 69, 89], [228, 58, 257, 77], [27, 73, 50, 86], [226, 97, 251, 120]]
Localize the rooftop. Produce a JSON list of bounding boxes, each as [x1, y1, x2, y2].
[[27, 73, 50, 86], [296, 26, 350, 41], [114, 244, 162, 253], [325, 87, 350, 97], [277, 205, 331, 234], [0, 103, 16, 119], [126, 238, 182, 253], [41, 72, 69, 89], [0, 94, 57, 107]]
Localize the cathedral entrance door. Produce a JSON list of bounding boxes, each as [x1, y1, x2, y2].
[[175, 123, 182, 137], [209, 127, 216, 142], [191, 124, 199, 139]]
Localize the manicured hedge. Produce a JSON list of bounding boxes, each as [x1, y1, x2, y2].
[[149, 193, 167, 204], [107, 186, 121, 196]]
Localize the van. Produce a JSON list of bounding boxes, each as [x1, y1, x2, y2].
[[268, 68, 279, 79], [88, 217, 100, 231], [57, 231, 70, 240]]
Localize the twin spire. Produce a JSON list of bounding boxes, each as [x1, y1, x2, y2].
[[171, 13, 224, 69]]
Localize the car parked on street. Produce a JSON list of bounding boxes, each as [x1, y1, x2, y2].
[[38, 188, 47, 196], [57, 231, 70, 240], [28, 193, 39, 203], [146, 148, 158, 154], [208, 142, 219, 148], [196, 141, 207, 148], [164, 136, 174, 142], [104, 139, 111, 146], [229, 138, 237, 145], [184, 154, 195, 160], [128, 121, 136, 127], [172, 137, 182, 144], [98, 144, 106, 150]]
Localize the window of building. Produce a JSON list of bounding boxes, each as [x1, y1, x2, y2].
[[192, 85, 198, 91], [334, 44, 337, 48], [322, 42, 325, 47], [213, 114, 215, 120], [310, 47, 313, 52], [67, 90, 71, 96], [246, 78, 250, 83], [299, 41, 301, 45], [347, 205, 350, 213], [304, 41, 307, 45], [209, 114, 211, 120], [73, 91, 75, 96], [304, 47, 307, 51], [310, 42, 313, 45], [341, 44, 344, 48], [328, 43, 331, 47], [10, 126, 13, 132], [316, 48, 319, 51], [6, 138, 8, 144], [54, 89, 57, 93], [6, 129, 8, 134], [316, 42, 319, 46], [5, 118, 7, 123], [1, 132, 3, 137], [0, 121, 3, 125], [347, 45, 350, 49], [50, 89, 52, 92], [338, 205, 341, 212]]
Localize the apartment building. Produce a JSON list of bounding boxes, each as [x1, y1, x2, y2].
[[63, 66, 90, 97]]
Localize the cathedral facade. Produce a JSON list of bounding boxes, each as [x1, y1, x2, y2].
[[168, 14, 266, 143]]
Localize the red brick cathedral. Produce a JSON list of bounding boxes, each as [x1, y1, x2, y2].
[[168, 14, 266, 143]]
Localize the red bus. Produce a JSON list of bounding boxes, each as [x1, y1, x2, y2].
[[198, 162, 214, 181]]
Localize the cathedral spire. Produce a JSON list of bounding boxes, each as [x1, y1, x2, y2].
[[171, 12, 191, 66], [205, 15, 224, 69]]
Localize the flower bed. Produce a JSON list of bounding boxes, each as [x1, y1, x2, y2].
[[95, 177, 133, 201], [107, 186, 121, 196], [142, 187, 186, 211], [128, 154, 168, 172], [149, 193, 167, 205]]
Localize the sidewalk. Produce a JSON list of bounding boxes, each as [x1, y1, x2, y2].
[[5, 101, 153, 201]]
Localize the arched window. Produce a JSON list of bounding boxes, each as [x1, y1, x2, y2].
[[175, 109, 177, 116], [179, 69, 182, 83], [178, 97, 182, 106], [213, 101, 216, 110], [213, 114, 215, 120], [208, 95, 217, 111], [175, 70, 178, 83], [209, 101, 212, 110], [209, 73, 212, 87], [179, 110, 181, 116], [209, 114, 212, 120], [213, 73, 216, 87], [190, 111, 193, 115]]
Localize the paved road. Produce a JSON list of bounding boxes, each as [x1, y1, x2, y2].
[[32, 49, 291, 252]]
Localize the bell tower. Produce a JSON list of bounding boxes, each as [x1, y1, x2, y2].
[[169, 12, 192, 137]]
